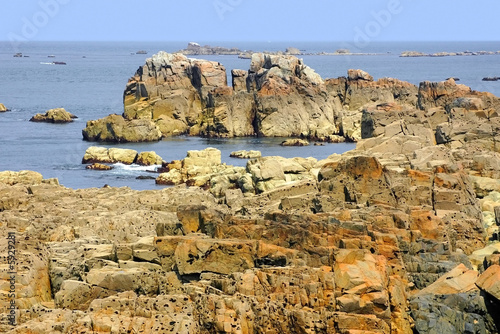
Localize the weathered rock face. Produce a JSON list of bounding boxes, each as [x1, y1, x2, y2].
[[82, 114, 162, 142], [324, 75, 418, 141], [246, 53, 338, 138], [122, 52, 227, 136], [29, 108, 77, 123]]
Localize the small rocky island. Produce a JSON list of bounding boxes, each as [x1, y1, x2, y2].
[[3, 51, 500, 333], [0, 103, 9, 112], [30, 108, 77, 123], [401, 50, 500, 57]]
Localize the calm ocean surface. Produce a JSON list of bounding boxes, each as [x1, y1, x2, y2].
[[0, 41, 499, 190]]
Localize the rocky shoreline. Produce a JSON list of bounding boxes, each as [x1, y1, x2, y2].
[[3, 52, 500, 333]]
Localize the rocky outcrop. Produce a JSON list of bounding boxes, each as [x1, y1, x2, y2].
[[29, 108, 77, 123], [82, 114, 162, 142], [417, 78, 500, 112], [136, 151, 163, 166], [280, 139, 310, 146], [229, 150, 262, 159], [82, 147, 138, 164], [82, 147, 164, 168], [85, 52, 500, 144], [0, 103, 9, 112]]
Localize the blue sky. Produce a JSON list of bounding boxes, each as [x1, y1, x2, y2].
[[1, 0, 499, 42]]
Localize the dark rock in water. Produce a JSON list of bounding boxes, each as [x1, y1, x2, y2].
[[483, 77, 500, 81], [136, 50, 147, 54], [30, 108, 77, 123], [13, 53, 22, 57], [447, 77, 460, 81], [136, 175, 155, 180]]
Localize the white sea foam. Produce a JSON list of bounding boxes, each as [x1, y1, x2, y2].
[[112, 163, 160, 172]]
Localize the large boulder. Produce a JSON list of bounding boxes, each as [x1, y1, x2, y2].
[[82, 114, 162, 142], [0, 170, 43, 185], [82, 147, 138, 164], [476, 264, 500, 301], [136, 151, 163, 166], [30, 108, 77, 123]]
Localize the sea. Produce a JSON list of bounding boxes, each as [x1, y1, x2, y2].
[[1, 41, 499, 190]]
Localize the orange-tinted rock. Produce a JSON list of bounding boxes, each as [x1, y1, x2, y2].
[[476, 264, 500, 300]]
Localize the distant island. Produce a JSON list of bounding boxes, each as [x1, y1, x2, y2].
[[401, 50, 500, 57], [176, 42, 384, 58]]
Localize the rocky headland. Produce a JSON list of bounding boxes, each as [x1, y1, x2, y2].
[[4, 68, 500, 332]]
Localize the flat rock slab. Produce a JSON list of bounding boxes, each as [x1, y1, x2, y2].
[[476, 264, 500, 301]]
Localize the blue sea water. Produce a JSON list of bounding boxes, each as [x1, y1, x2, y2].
[[0, 41, 499, 190]]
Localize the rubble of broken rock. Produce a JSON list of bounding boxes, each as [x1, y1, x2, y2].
[[3, 73, 500, 333]]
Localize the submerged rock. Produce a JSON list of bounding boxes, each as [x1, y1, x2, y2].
[[30, 108, 77, 123]]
